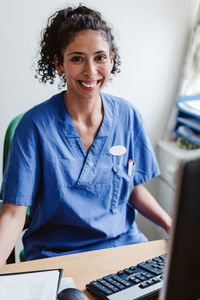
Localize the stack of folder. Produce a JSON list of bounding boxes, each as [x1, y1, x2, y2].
[[174, 94, 200, 147]]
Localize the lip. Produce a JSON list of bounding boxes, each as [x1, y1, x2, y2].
[[77, 79, 102, 90]]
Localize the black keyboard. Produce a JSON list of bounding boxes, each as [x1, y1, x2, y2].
[[86, 254, 166, 300]]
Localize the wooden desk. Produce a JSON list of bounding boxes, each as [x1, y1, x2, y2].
[[0, 239, 167, 299]]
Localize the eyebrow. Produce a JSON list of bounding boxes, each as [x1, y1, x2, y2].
[[67, 50, 106, 56]]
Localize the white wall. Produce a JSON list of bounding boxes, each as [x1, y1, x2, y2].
[[0, 1, 199, 196]]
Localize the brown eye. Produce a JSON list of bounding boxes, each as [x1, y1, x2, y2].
[[96, 55, 106, 61], [71, 56, 83, 62]]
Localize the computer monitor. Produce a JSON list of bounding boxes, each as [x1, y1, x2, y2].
[[159, 157, 200, 300]]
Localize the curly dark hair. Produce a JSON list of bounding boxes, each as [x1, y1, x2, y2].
[[35, 5, 121, 86]]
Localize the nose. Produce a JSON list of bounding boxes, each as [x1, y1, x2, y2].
[[83, 59, 97, 77]]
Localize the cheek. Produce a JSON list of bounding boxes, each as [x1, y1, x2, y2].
[[63, 63, 81, 76], [65, 69, 80, 81], [101, 64, 113, 77]]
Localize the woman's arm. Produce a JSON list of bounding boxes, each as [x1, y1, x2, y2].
[[0, 203, 27, 267], [129, 184, 172, 234]]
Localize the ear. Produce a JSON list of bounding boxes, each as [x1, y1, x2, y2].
[[54, 54, 64, 75]]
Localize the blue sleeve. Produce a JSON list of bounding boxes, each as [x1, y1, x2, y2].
[[0, 115, 41, 206], [132, 109, 160, 186]]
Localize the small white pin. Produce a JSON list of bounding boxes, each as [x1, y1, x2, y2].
[[128, 159, 133, 176], [109, 145, 127, 156]]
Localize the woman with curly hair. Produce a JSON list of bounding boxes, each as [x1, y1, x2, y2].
[[0, 5, 171, 265]]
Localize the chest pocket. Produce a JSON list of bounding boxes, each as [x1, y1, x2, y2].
[[111, 162, 135, 212]]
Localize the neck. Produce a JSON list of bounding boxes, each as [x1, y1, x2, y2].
[[64, 91, 103, 124]]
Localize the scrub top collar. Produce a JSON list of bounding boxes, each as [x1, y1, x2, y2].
[[58, 91, 114, 138]]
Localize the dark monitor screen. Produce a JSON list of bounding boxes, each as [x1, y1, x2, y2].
[[159, 158, 200, 300]]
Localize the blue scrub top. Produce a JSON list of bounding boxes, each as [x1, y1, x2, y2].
[[1, 92, 160, 260]]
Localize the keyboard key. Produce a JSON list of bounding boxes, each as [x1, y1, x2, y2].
[[139, 282, 149, 289], [152, 257, 163, 263], [135, 273, 147, 281], [152, 277, 161, 283], [146, 279, 155, 286], [89, 281, 113, 295], [137, 262, 163, 275], [113, 275, 132, 287], [103, 274, 114, 280], [129, 277, 141, 284], [124, 268, 134, 275], [145, 274, 154, 279], [160, 254, 167, 260], [97, 279, 119, 293], [129, 266, 137, 271], [104, 278, 126, 290], [146, 259, 154, 264], [117, 270, 124, 276]]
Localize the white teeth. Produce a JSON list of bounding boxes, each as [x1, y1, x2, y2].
[[80, 81, 97, 88]]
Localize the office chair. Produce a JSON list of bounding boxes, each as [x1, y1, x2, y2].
[[2, 114, 31, 263]]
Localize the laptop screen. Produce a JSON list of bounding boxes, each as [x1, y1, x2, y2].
[[159, 158, 200, 300]]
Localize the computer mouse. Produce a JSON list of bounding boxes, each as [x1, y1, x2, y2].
[[58, 288, 89, 300]]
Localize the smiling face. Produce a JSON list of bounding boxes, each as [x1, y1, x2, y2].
[[56, 30, 114, 101]]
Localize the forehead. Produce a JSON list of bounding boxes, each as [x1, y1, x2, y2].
[[65, 30, 110, 53]]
